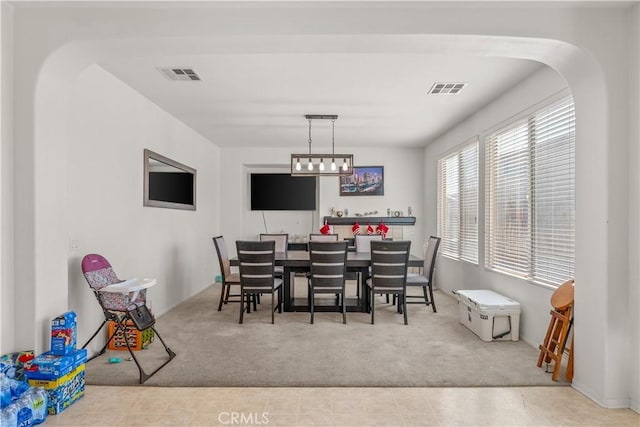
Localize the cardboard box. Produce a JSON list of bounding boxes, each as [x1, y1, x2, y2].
[[27, 364, 85, 415], [455, 289, 521, 342], [50, 311, 77, 355], [107, 320, 154, 351], [24, 348, 87, 380]]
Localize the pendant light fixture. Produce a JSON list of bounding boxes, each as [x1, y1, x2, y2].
[[290, 114, 354, 176]]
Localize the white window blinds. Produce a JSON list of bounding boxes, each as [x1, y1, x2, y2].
[[485, 96, 575, 287], [437, 139, 478, 263]]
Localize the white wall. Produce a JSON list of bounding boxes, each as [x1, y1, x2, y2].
[[628, 3, 640, 413], [424, 66, 568, 346], [65, 65, 220, 355], [219, 147, 425, 258], [0, 1, 14, 354]]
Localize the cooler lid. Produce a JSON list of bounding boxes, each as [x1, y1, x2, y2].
[[455, 289, 520, 310]]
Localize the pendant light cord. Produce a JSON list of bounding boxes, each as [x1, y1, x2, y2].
[[331, 119, 336, 155], [308, 118, 313, 155]]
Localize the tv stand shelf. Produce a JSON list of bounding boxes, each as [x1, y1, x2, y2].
[[323, 216, 416, 226]]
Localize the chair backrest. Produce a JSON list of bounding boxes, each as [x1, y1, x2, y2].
[[309, 233, 339, 242], [309, 241, 348, 290], [81, 253, 146, 311], [212, 235, 232, 279], [355, 234, 383, 253], [422, 236, 441, 283], [259, 233, 288, 253], [236, 240, 277, 291], [370, 240, 411, 290], [81, 254, 121, 290]]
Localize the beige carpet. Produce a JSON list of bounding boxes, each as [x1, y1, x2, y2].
[[85, 283, 569, 387]]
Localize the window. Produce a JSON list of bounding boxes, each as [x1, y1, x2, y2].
[[437, 138, 479, 263], [485, 96, 575, 287]]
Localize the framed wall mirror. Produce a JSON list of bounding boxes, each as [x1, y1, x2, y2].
[[143, 149, 197, 210]]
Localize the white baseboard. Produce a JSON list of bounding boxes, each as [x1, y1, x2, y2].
[[572, 380, 631, 409]]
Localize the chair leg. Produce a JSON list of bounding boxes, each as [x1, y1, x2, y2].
[[217, 283, 227, 311], [310, 291, 315, 324], [371, 288, 375, 325], [278, 287, 283, 313], [271, 292, 275, 324], [252, 293, 257, 312], [224, 284, 231, 304], [403, 294, 408, 325], [428, 284, 437, 313], [239, 291, 245, 324], [82, 320, 109, 359], [422, 286, 429, 306], [342, 292, 347, 324]]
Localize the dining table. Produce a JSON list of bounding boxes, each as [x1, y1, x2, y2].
[[231, 250, 424, 313]]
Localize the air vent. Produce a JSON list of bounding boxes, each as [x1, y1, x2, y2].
[[158, 67, 202, 81], [428, 82, 466, 95]]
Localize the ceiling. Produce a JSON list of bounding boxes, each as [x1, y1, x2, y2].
[[99, 52, 542, 149]]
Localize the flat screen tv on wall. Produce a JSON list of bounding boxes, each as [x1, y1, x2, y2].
[[251, 173, 317, 211]]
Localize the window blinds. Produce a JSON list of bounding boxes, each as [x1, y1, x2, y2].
[[485, 96, 575, 287], [437, 139, 478, 263]]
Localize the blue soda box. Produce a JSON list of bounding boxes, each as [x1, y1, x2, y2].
[[24, 348, 87, 380], [27, 364, 85, 415], [50, 311, 77, 355]]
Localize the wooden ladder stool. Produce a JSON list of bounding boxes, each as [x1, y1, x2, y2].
[[537, 279, 574, 381]]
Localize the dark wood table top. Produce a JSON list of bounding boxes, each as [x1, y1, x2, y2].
[[231, 250, 423, 268]]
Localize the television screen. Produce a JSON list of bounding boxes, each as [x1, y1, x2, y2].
[[251, 173, 316, 211]]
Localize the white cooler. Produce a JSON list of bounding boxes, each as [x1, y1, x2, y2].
[[454, 289, 521, 342]]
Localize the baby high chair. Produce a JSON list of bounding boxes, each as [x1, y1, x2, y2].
[[81, 254, 176, 384]]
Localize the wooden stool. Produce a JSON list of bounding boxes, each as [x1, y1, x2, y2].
[[537, 279, 574, 381]]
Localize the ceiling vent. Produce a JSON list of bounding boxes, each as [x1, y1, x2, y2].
[[158, 67, 202, 81], [428, 82, 466, 95]]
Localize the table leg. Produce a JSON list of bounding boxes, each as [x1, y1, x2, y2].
[[359, 267, 370, 313], [283, 268, 293, 312]]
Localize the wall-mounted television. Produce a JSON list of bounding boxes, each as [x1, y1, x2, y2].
[[144, 149, 196, 210], [250, 173, 316, 211]]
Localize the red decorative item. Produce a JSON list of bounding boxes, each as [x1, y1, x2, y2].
[[352, 221, 360, 235], [367, 223, 374, 235], [375, 221, 389, 239], [320, 220, 331, 235]]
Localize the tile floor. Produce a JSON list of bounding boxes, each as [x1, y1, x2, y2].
[[42, 385, 638, 426]]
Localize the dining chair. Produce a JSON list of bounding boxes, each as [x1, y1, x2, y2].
[[355, 234, 383, 253], [366, 240, 411, 325], [236, 240, 283, 324], [404, 236, 441, 313], [259, 233, 288, 278], [356, 234, 385, 301], [309, 233, 339, 242], [212, 236, 242, 311], [308, 241, 349, 324]]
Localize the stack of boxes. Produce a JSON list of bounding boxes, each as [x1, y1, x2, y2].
[[107, 320, 154, 351], [24, 311, 87, 415]]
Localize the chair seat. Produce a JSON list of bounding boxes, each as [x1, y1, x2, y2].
[[244, 278, 283, 292], [406, 273, 429, 286], [365, 278, 404, 291], [226, 272, 241, 284]]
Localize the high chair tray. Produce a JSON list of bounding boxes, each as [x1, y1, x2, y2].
[[100, 277, 157, 293]]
